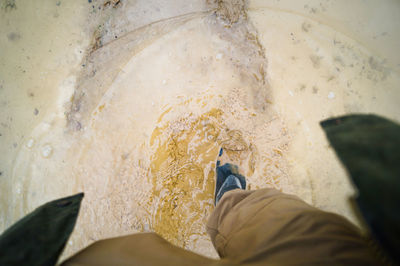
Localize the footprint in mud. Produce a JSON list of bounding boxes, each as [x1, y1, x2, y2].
[[218, 129, 258, 178]]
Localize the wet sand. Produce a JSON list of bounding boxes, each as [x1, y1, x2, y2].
[[1, 0, 399, 260]]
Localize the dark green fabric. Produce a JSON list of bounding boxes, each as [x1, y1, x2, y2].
[[321, 114, 400, 263], [0, 193, 84, 266]]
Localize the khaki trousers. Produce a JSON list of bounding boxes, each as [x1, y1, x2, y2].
[[63, 189, 379, 265]]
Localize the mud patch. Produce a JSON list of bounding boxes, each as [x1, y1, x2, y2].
[[212, 0, 246, 24], [149, 108, 222, 247]]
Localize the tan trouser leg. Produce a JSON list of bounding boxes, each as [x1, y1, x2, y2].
[[207, 188, 379, 265], [64, 188, 379, 265], [62, 233, 219, 266]]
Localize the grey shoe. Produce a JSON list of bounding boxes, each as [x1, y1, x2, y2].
[[215, 148, 246, 205]]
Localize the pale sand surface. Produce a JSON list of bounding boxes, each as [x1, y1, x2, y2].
[[0, 0, 399, 260]]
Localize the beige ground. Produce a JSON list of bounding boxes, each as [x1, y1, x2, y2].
[[1, 0, 399, 261]]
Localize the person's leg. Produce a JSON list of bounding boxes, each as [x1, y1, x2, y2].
[[208, 148, 379, 264], [62, 232, 221, 266], [207, 188, 380, 265]]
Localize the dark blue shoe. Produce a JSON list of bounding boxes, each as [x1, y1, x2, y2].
[[215, 148, 246, 205]]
